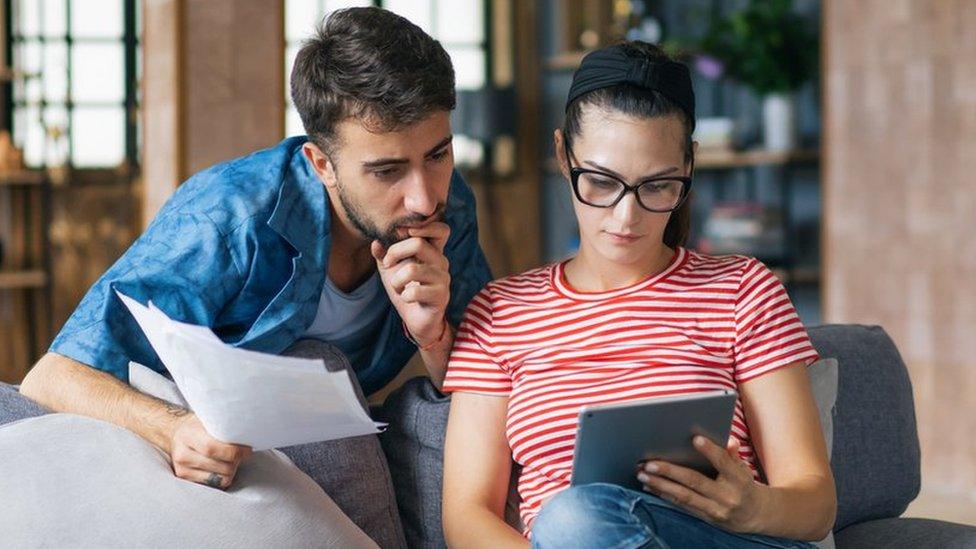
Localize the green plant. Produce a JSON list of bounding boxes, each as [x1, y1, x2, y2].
[[700, 0, 818, 95]]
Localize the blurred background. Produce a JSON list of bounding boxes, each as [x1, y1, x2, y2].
[[0, 0, 972, 525]]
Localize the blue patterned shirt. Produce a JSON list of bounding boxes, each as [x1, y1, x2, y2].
[[49, 136, 492, 395]]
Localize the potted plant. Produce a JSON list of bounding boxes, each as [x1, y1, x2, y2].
[[699, 0, 818, 151]]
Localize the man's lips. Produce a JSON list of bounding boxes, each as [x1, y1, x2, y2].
[[398, 214, 444, 231]]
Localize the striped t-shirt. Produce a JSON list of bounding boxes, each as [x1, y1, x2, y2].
[[442, 247, 819, 533]]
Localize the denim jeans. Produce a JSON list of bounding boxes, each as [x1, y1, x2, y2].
[[530, 483, 816, 549]]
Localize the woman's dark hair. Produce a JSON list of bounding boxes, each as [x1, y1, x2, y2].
[[290, 7, 456, 156], [563, 41, 694, 248]]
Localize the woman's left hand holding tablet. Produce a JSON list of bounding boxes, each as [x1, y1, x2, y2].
[[636, 435, 767, 534]]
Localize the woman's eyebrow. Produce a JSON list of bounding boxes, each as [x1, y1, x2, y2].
[[582, 160, 680, 180]]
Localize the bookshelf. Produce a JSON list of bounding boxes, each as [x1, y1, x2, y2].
[[0, 170, 52, 383]]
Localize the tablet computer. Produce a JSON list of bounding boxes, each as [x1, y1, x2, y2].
[[570, 389, 738, 490]]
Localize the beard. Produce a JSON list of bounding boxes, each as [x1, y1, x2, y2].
[[334, 178, 446, 248]]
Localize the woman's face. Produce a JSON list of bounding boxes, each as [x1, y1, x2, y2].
[[556, 107, 693, 268]]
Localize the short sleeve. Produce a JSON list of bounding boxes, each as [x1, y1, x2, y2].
[[733, 258, 819, 384], [48, 212, 244, 382], [442, 286, 512, 396]]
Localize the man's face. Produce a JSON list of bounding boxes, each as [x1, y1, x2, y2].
[[304, 111, 454, 248]]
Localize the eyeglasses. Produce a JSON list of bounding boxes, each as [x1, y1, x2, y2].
[[563, 140, 693, 213]]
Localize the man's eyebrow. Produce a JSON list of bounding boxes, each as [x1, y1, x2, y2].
[[583, 160, 680, 180], [360, 136, 454, 169], [361, 156, 409, 169], [424, 136, 453, 157]]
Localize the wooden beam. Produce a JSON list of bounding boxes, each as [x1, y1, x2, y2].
[[142, 0, 184, 227], [142, 0, 285, 227]]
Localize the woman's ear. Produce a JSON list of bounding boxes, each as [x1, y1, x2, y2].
[[689, 140, 699, 176], [554, 128, 570, 180]]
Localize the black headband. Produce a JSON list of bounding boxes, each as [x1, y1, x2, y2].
[[566, 45, 696, 131]]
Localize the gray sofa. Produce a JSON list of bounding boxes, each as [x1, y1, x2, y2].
[[4, 325, 975, 548], [378, 325, 976, 548]]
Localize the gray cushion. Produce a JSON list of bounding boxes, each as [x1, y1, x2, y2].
[[0, 413, 378, 548], [1, 341, 407, 549], [0, 382, 47, 425], [276, 339, 407, 549], [807, 358, 839, 549], [376, 377, 451, 549], [130, 339, 407, 549], [835, 517, 976, 549], [808, 358, 839, 457], [807, 325, 921, 530]]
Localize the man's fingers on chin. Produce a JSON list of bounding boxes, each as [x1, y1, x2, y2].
[[370, 240, 387, 261], [382, 238, 423, 266], [408, 224, 450, 249]]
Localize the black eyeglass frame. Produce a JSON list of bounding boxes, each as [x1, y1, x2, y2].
[[563, 139, 694, 213]]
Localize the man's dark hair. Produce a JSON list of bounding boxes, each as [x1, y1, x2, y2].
[[563, 41, 694, 248], [290, 7, 456, 155]]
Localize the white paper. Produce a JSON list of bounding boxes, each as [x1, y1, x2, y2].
[[116, 290, 384, 450]]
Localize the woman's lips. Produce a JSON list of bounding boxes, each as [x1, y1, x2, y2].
[[605, 231, 642, 243]]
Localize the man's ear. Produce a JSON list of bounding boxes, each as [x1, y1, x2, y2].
[[302, 141, 338, 188]]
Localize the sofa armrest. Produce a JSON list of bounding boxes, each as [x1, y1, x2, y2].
[[835, 517, 976, 549]]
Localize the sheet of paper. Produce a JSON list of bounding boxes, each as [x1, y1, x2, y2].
[[116, 290, 383, 450]]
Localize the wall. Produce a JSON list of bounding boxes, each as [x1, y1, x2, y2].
[[823, 0, 976, 496], [143, 0, 285, 224]]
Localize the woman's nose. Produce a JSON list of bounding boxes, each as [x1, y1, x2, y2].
[[612, 191, 642, 224]]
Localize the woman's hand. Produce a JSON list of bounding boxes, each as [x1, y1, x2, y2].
[[636, 435, 767, 534]]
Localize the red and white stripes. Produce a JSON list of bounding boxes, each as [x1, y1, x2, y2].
[[443, 248, 819, 533]]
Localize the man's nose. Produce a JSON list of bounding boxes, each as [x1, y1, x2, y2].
[[403, 171, 438, 217]]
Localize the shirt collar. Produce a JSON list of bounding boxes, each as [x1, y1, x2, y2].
[[266, 137, 330, 260]]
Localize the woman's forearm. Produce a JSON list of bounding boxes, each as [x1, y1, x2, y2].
[[752, 475, 836, 541], [444, 505, 528, 549]]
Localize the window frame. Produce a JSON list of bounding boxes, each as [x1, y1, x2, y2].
[[283, 0, 491, 142], [2, 0, 140, 174]]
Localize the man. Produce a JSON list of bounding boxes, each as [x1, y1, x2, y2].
[[16, 7, 491, 492]]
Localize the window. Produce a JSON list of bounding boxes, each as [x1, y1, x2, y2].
[[284, 0, 487, 165], [5, 0, 140, 169]]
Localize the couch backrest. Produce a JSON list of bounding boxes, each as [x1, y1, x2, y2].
[[807, 325, 921, 530]]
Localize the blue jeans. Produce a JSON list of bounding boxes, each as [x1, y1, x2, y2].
[[530, 483, 816, 549]]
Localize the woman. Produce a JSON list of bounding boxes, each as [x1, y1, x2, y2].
[[441, 41, 835, 548]]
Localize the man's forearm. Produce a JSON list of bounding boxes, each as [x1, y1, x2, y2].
[[19, 352, 186, 454]]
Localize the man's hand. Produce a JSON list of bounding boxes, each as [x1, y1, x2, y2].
[[371, 221, 452, 347], [169, 412, 252, 490]]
